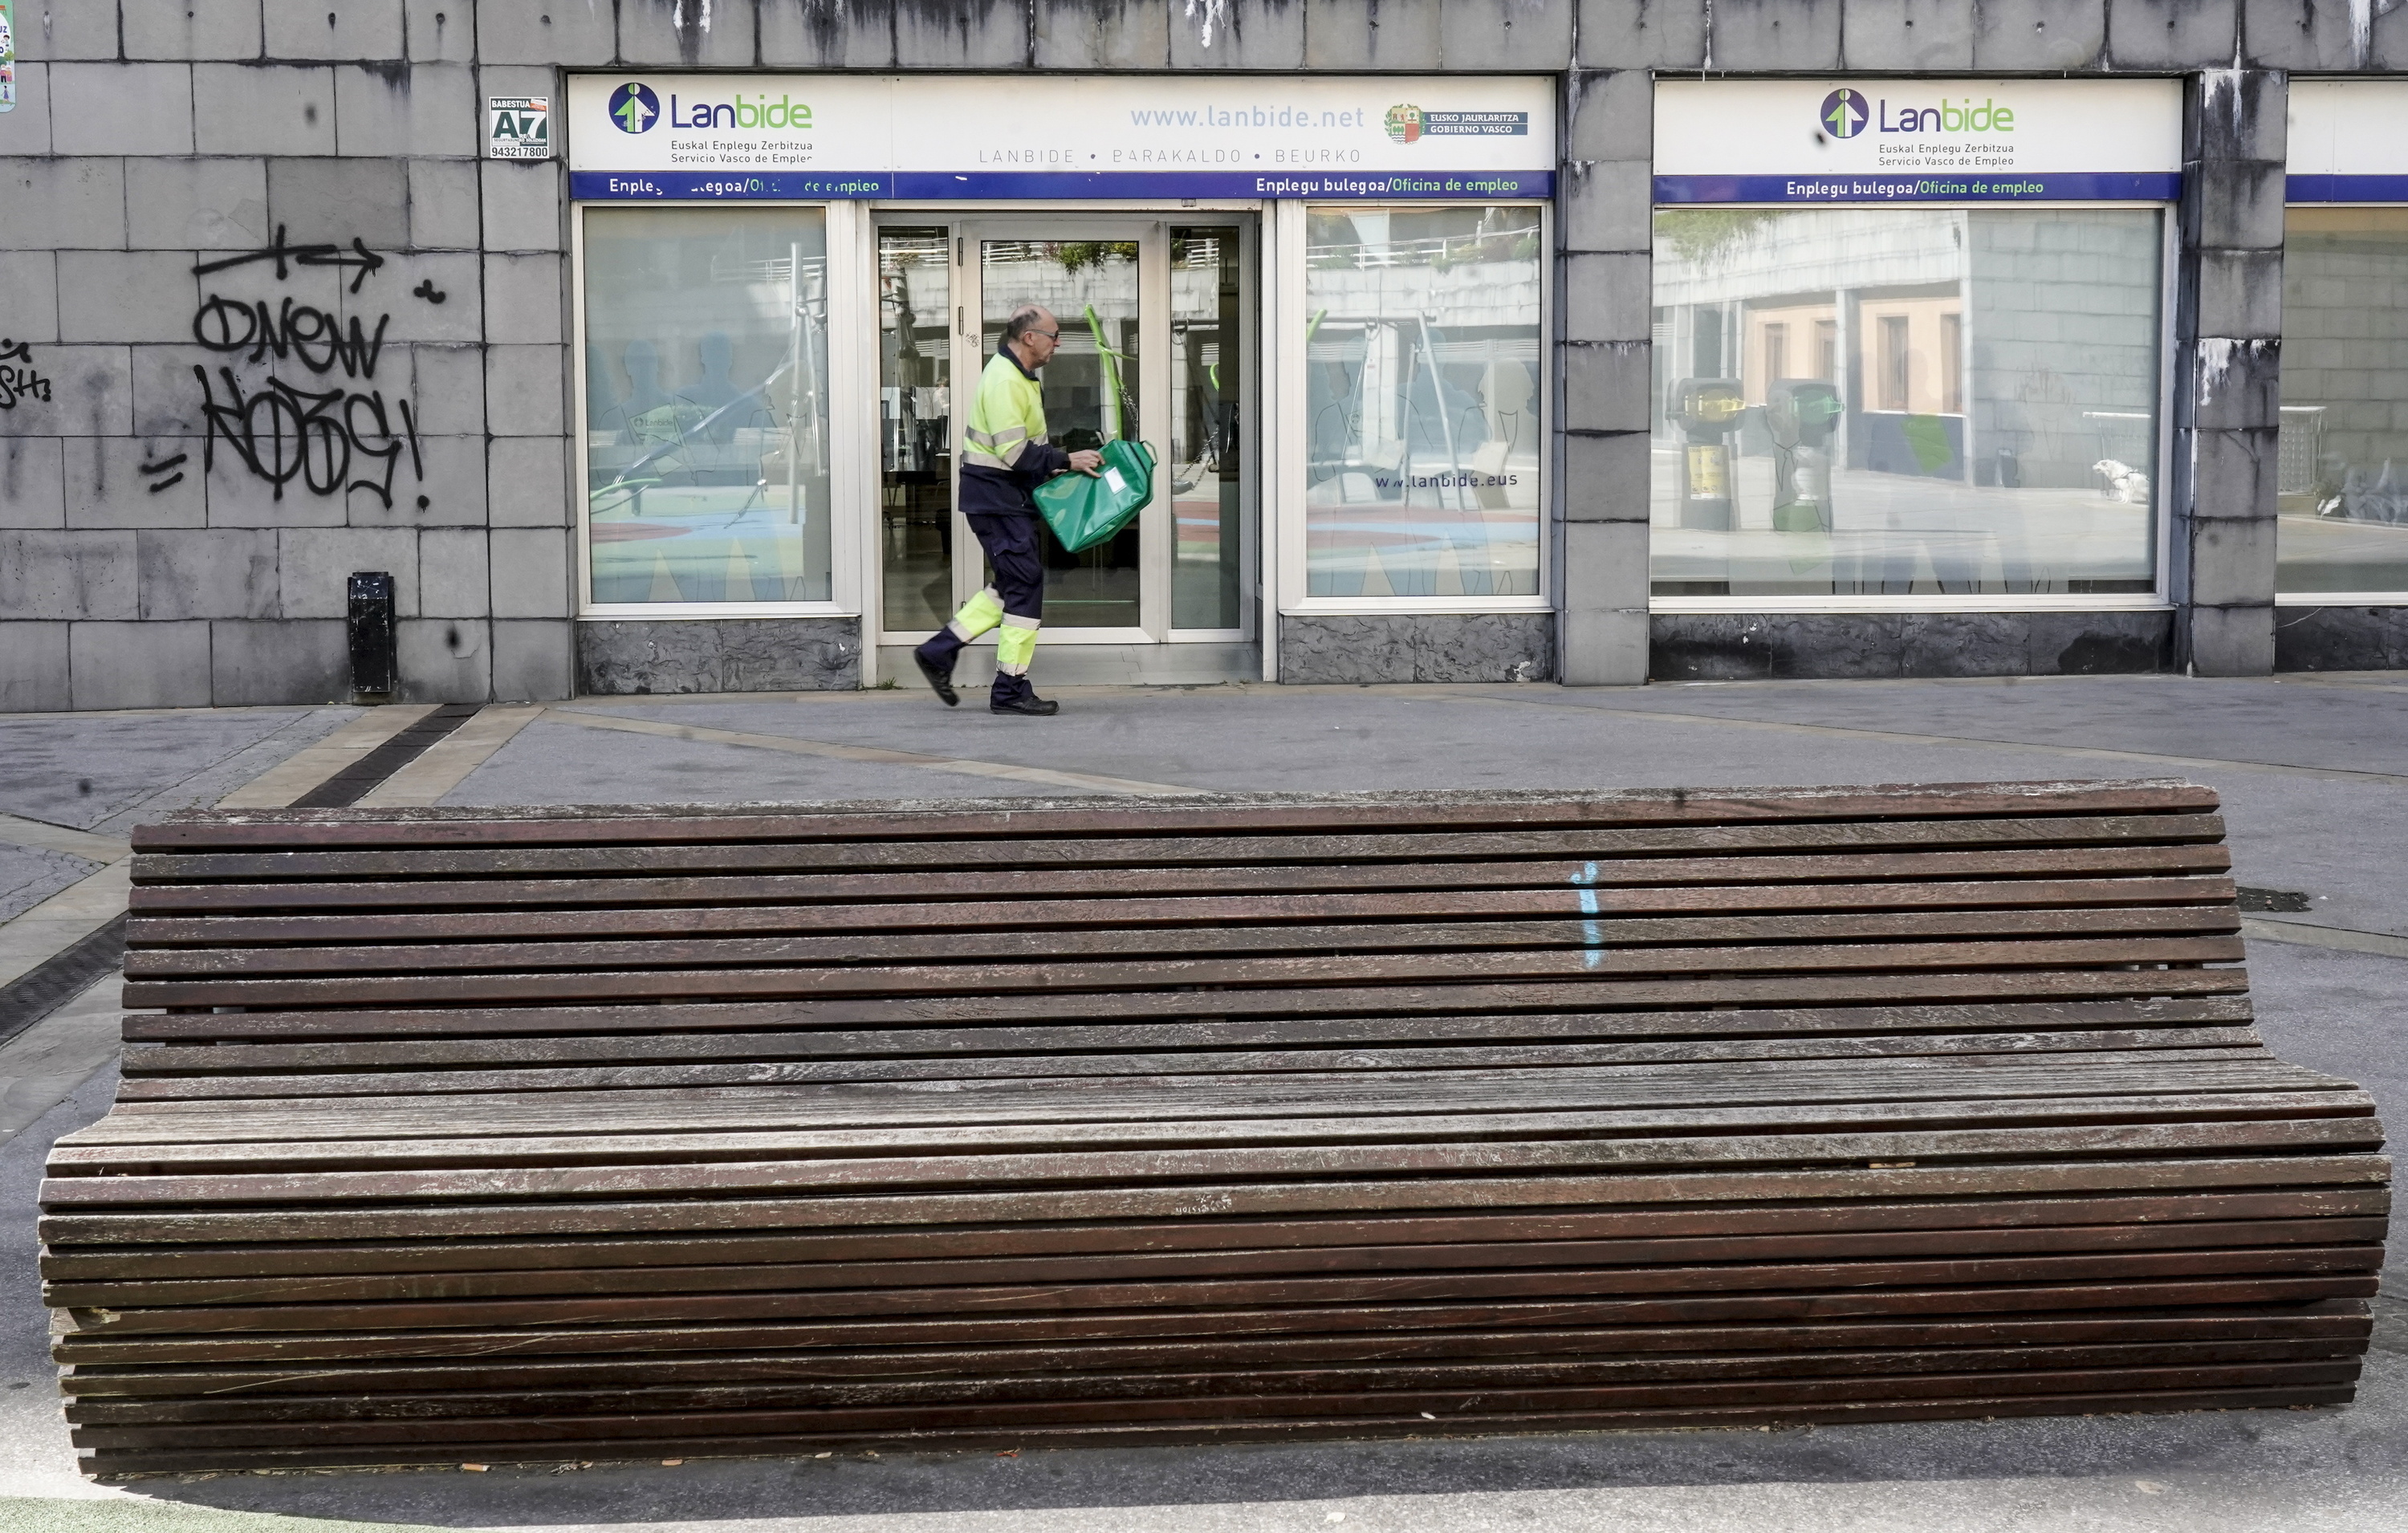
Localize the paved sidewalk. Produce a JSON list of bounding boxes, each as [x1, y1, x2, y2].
[[0, 673, 2402, 1530]]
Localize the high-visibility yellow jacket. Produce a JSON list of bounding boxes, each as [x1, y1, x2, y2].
[[959, 346, 1068, 516]]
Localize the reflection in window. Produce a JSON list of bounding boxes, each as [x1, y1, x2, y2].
[[2278, 207, 2408, 595], [1649, 207, 2162, 599], [1304, 205, 1544, 600], [583, 208, 832, 604], [880, 227, 953, 631], [1173, 228, 1245, 631]]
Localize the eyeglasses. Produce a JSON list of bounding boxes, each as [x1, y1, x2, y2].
[[1024, 329, 1060, 342]]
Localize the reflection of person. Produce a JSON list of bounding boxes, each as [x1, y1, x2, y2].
[[913, 305, 1101, 717], [584, 344, 621, 430], [615, 340, 673, 441]]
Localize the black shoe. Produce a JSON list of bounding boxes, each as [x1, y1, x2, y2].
[[990, 685, 1060, 717], [913, 645, 958, 706]]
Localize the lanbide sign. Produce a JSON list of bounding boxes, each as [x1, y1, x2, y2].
[[566, 74, 1554, 201], [2288, 81, 2408, 201], [1654, 78, 2182, 204]]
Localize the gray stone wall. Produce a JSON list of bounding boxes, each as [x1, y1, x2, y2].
[[2272, 606, 2408, 669], [578, 617, 860, 694], [1279, 614, 1556, 684], [1651, 611, 2174, 681], [2170, 67, 2287, 677], [2, 2, 2398, 708], [0, 2, 576, 710]]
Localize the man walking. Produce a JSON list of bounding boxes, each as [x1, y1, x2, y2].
[[913, 304, 1100, 717]]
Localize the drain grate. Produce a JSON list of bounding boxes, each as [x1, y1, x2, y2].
[[2237, 886, 2314, 913], [0, 913, 126, 1049], [291, 705, 483, 808]]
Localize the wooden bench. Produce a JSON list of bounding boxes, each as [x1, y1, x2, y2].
[[42, 781, 2388, 1474]]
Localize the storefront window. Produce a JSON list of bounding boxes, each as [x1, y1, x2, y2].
[[1304, 205, 1544, 600], [2278, 208, 2408, 596], [1648, 207, 2162, 599], [582, 207, 832, 606]]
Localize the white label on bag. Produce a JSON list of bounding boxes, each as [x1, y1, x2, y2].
[[1104, 468, 1127, 493]]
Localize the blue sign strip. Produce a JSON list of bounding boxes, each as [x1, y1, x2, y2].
[[1653, 172, 2182, 204], [571, 169, 1555, 201], [2286, 174, 2408, 203]]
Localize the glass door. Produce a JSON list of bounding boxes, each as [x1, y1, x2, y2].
[[973, 229, 1149, 633], [876, 215, 1253, 649], [1170, 227, 1247, 632]]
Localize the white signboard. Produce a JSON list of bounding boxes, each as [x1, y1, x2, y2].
[[1655, 79, 2181, 205], [488, 96, 552, 161], [567, 75, 1554, 201], [2288, 81, 2408, 201]]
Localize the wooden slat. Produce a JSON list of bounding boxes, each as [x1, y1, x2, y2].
[[45, 1155, 2389, 1246], [118, 989, 2264, 1047], [57, 1305, 2372, 1396], [65, 1385, 2359, 1472], [125, 781, 2226, 850], [122, 906, 2244, 982], [123, 875, 2243, 948], [47, 1218, 2391, 1309], [47, 1191, 2386, 1280], [117, 936, 2252, 1012], [109, 1027, 2272, 1100], [124, 844, 2236, 915], [63, 1346, 2376, 1427], [51, 1282, 2379, 1370], [128, 812, 2231, 885]]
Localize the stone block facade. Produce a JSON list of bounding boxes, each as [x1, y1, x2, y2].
[[0, 2, 2390, 706], [0, 5, 575, 709]]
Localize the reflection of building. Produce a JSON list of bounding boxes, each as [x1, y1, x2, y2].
[[1649, 208, 2162, 601], [1656, 209, 2158, 497]]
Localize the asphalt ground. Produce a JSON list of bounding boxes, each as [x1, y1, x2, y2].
[[0, 672, 2402, 1531]]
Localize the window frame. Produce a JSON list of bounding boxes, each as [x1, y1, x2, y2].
[[1273, 198, 1556, 619], [570, 198, 872, 622], [1645, 200, 2180, 616]]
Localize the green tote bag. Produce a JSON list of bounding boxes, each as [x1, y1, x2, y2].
[[1033, 439, 1157, 554]]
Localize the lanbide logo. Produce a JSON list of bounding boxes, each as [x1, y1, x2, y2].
[[1880, 96, 2015, 134], [609, 83, 660, 134], [1820, 88, 1869, 140]]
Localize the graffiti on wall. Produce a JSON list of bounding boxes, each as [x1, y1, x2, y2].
[[0, 339, 49, 410], [182, 226, 433, 510], [194, 226, 386, 291]]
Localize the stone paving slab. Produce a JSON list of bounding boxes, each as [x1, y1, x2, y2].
[[0, 847, 96, 929], [0, 710, 357, 834]]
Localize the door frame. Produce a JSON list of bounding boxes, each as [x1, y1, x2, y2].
[[867, 209, 1259, 654], [958, 215, 1168, 645]]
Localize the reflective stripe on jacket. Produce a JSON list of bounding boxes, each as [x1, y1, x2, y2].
[[959, 347, 1068, 517]]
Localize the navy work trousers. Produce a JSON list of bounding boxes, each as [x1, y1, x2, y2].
[[967, 511, 1046, 621]]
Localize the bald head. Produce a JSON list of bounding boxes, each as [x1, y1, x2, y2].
[[1004, 306, 1063, 369]]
